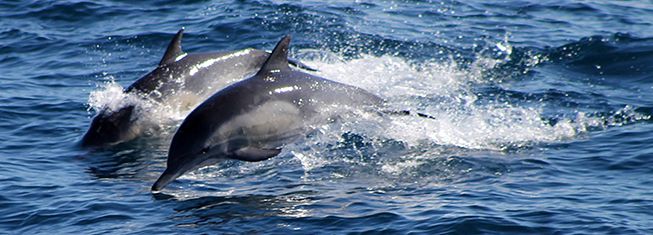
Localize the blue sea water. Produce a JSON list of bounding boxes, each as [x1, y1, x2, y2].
[[2, 0, 653, 234]]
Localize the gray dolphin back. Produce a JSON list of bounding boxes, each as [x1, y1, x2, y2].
[[81, 29, 327, 148], [82, 30, 267, 147], [151, 35, 383, 191]]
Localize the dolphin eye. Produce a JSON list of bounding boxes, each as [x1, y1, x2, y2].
[[200, 147, 210, 154]]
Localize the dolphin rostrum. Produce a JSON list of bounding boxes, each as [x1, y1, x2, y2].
[[152, 35, 383, 191], [81, 29, 315, 147]]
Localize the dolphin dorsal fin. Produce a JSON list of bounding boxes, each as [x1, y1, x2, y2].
[[158, 28, 185, 66], [257, 35, 291, 75]]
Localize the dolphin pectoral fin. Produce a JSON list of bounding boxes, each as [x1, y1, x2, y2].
[[288, 58, 318, 72], [230, 147, 282, 162], [159, 28, 185, 66]]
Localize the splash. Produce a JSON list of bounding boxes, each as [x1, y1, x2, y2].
[[88, 45, 650, 191], [295, 49, 649, 151], [267, 48, 651, 180], [87, 79, 141, 113], [87, 49, 650, 152], [86, 79, 193, 134]]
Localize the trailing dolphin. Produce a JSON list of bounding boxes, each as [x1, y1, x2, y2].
[[80, 29, 315, 147], [152, 35, 383, 191]]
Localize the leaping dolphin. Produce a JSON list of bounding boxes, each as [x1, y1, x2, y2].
[[81, 29, 315, 147], [152, 35, 383, 191]]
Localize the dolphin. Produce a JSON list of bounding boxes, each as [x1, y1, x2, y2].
[[151, 35, 383, 191], [81, 29, 315, 147]]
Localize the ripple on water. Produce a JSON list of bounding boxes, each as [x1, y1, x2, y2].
[[2, 0, 653, 234]]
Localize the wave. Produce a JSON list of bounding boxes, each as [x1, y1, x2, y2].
[[101, 45, 652, 197], [82, 21, 653, 201], [545, 33, 653, 80]]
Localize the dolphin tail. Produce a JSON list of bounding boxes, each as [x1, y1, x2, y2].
[[159, 28, 185, 66]]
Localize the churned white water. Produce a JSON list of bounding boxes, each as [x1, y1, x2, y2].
[[87, 49, 649, 185], [300, 52, 608, 150]]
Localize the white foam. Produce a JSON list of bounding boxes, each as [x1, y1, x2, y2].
[[87, 79, 140, 113], [88, 51, 650, 151], [89, 47, 651, 192], [295, 49, 649, 151], [87, 79, 194, 135]]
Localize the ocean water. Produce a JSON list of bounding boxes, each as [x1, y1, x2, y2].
[[2, 0, 653, 234]]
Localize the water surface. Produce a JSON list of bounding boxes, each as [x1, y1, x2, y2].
[[1, 0, 653, 234]]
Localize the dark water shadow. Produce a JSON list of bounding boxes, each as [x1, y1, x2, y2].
[[75, 133, 173, 180], [152, 189, 320, 229]]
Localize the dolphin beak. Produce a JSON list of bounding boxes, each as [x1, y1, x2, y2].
[[151, 152, 219, 191], [151, 168, 180, 191]]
